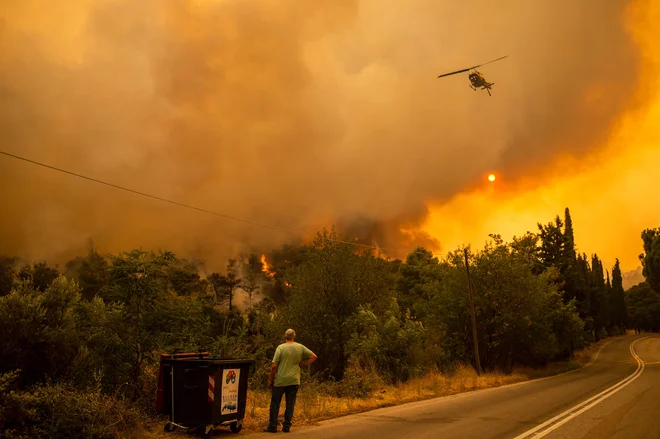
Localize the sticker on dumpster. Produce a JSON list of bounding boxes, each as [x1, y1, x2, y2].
[[221, 368, 240, 414]]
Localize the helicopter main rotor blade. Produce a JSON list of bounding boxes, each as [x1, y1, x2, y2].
[[437, 67, 472, 78], [473, 55, 508, 69], [437, 55, 507, 78]]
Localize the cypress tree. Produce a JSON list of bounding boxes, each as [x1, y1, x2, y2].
[[590, 254, 607, 340], [560, 208, 580, 304], [563, 208, 577, 261], [611, 259, 627, 332], [605, 270, 613, 330], [575, 253, 591, 319]]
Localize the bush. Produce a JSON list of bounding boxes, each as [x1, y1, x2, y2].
[[346, 303, 428, 384], [0, 372, 142, 439], [0, 277, 82, 386], [297, 358, 385, 399], [334, 357, 385, 398]]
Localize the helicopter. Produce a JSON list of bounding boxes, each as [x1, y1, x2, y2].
[[437, 55, 508, 96]]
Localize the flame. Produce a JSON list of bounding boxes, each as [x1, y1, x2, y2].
[[260, 254, 275, 278], [284, 281, 292, 287]]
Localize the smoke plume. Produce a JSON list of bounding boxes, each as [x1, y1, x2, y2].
[[0, 0, 642, 268]]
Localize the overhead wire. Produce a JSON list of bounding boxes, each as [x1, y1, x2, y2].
[[0, 149, 438, 257]]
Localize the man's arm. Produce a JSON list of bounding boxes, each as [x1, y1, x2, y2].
[[269, 363, 278, 387], [299, 351, 317, 368], [269, 345, 281, 387]]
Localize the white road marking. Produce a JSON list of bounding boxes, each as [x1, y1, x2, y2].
[[511, 337, 647, 439]]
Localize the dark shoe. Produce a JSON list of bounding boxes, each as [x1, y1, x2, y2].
[[263, 427, 277, 433], [282, 427, 290, 433]]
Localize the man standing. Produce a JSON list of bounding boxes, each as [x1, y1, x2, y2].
[[264, 329, 317, 433]]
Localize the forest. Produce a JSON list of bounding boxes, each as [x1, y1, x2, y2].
[[1, 208, 659, 438]]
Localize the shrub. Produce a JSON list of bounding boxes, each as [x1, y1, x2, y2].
[[0, 278, 82, 386], [0, 372, 142, 439]]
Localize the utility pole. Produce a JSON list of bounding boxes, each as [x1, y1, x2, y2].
[[464, 247, 482, 375]]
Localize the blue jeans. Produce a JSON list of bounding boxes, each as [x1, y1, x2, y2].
[[268, 385, 299, 430]]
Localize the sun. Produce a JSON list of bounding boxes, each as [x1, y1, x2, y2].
[[488, 173, 496, 182]]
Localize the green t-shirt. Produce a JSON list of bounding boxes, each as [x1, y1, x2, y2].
[[272, 342, 313, 387]]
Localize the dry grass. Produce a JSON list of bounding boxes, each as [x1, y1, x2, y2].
[[238, 365, 527, 433], [142, 341, 607, 437]]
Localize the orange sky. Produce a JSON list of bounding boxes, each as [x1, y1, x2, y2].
[[423, 0, 660, 272], [0, 0, 656, 273]]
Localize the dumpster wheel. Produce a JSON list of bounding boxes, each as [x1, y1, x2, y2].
[[199, 424, 216, 438], [163, 422, 176, 432], [230, 420, 243, 434]]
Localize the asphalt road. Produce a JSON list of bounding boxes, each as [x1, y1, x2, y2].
[[249, 334, 659, 439], [540, 335, 660, 439]]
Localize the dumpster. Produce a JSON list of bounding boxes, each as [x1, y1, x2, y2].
[[157, 352, 254, 436]]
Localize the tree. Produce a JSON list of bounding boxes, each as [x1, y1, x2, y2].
[[610, 259, 627, 333], [65, 249, 110, 300], [207, 259, 241, 310], [105, 249, 173, 401], [469, 237, 581, 371], [561, 208, 583, 306], [346, 300, 426, 384], [240, 253, 265, 310], [625, 282, 660, 332], [167, 259, 205, 296], [286, 227, 393, 380], [510, 232, 544, 274], [224, 259, 241, 311], [207, 272, 224, 304], [0, 256, 17, 296], [575, 253, 591, 320], [396, 247, 442, 320], [433, 236, 582, 373], [538, 216, 565, 269], [0, 276, 82, 385], [511, 231, 584, 353], [605, 270, 613, 329], [537, 212, 580, 304], [640, 227, 660, 292], [18, 262, 60, 292], [563, 208, 577, 261], [589, 254, 607, 340]]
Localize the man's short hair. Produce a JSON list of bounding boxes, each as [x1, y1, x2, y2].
[[284, 329, 296, 340]]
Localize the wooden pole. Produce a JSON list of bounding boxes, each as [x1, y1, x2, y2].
[[464, 247, 482, 375]]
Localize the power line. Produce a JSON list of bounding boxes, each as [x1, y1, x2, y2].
[[0, 149, 416, 255]]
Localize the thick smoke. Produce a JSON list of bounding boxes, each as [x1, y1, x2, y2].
[[0, 0, 641, 268]]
